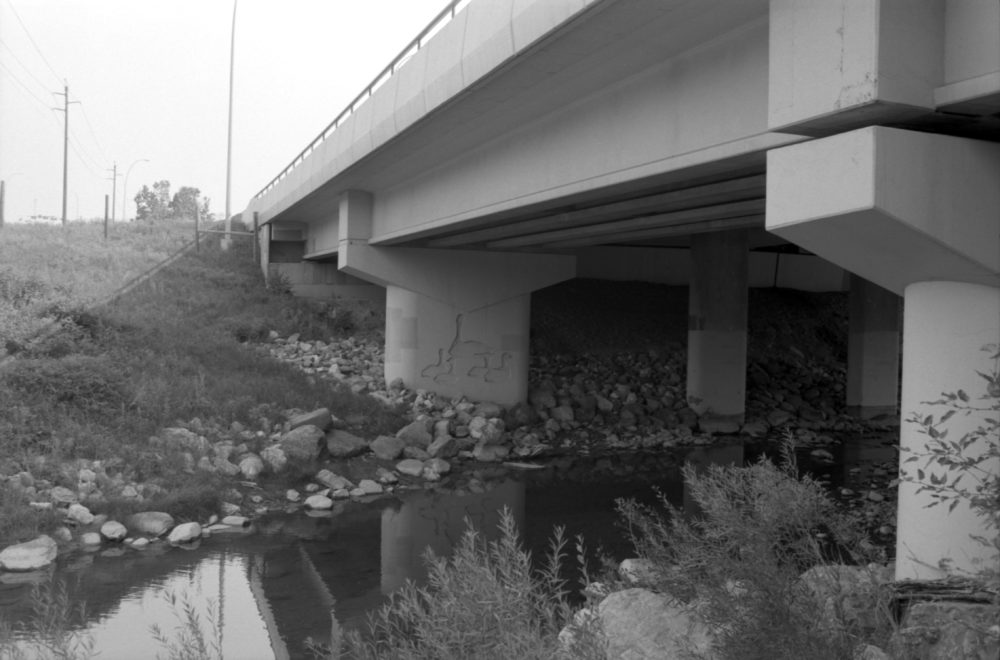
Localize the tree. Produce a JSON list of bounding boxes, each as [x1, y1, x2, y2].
[[134, 184, 166, 222], [199, 196, 213, 222], [153, 180, 171, 213], [170, 186, 200, 220]]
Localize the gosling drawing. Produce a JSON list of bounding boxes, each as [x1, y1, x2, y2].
[[420, 314, 512, 384]]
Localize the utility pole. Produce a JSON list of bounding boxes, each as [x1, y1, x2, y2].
[[53, 83, 79, 227], [0, 180, 5, 229], [106, 162, 119, 222]]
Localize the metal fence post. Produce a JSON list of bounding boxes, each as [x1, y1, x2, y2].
[[252, 212, 259, 263]]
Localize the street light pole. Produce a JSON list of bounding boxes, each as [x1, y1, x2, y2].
[[122, 159, 149, 222], [223, 0, 238, 250]]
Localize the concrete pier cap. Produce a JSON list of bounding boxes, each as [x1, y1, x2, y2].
[[766, 126, 1000, 295], [766, 127, 1000, 580]]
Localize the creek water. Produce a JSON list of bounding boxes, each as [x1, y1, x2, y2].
[[0, 439, 894, 659]]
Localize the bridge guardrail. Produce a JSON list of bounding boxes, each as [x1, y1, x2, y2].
[[253, 0, 469, 202]]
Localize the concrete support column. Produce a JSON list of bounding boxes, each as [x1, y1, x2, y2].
[[896, 281, 1000, 580], [337, 190, 574, 405], [846, 274, 901, 419], [686, 229, 749, 429], [385, 286, 531, 405]]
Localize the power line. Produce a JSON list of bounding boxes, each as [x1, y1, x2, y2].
[[0, 58, 56, 114], [3, 0, 63, 86], [78, 103, 110, 164], [0, 39, 53, 98], [68, 131, 103, 178]]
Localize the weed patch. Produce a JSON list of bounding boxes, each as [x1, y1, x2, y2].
[[342, 508, 605, 660], [618, 442, 891, 660]]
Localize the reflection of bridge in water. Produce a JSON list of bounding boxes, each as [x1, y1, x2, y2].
[[253, 445, 744, 656]]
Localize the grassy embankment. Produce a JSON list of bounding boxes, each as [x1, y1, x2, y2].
[[0, 220, 398, 544]]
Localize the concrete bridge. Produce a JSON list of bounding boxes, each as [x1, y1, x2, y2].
[[243, 0, 1000, 582]]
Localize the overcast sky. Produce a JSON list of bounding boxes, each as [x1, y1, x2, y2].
[[0, 0, 449, 223]]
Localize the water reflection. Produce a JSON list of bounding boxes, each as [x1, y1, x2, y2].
[[381, 480, 525, 593], [1, 444, 752, 659]]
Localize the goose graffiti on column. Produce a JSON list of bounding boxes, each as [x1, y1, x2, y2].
[[421, 314, 512, 385]]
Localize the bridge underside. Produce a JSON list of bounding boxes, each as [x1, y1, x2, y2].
[[246, 0, 1000, 580]]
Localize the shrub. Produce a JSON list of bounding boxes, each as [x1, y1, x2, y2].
[[341, 508, 605, 660], [2, 356, 129, 416], [617, 442, 888, 660]]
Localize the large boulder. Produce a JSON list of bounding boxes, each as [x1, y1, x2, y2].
[[127, 511, 175, 536], [100, 520, 128, 542], [167, 522, 202, 544], [598, 588, 714, 660], [396, 419, 432, 449], [0, 535, 58, 571], [427, 435, 459, 459], [315, 469, 353, 491], [66, 503, 94, 525], [395, 459, 425, 477], [279, 424, 325, 462], [326, 429, 369, 458], [288, 407, 333, 431], [370, 435, 406, 460]]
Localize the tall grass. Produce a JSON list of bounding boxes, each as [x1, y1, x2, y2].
[[0, 221, 192, 349], [0, 220, 398, 543], [341, 508, 606, 660]]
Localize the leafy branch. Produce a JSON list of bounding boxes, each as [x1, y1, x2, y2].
[[900, 344, 1000, 558]]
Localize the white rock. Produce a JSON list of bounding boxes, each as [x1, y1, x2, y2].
[[81, 532, 102, 546], [52, 527, 73, 543], [50, 486, 77, 505], [127, 512, 174, 536], [357, 479, 383, 495], [260, 445, 287, 472], [0, 535, 58, 571], [395, 459, 425, 477], [221, 515, 249, 527], [285, 489, 301, 502], [167, 522, 202, 544], [239, 454, 265, 479], [304, 494, 334, 510], [619, 558, 659, 585], [598, 588, 713, 660], [131, 538, 150, 549], [100, 521, 128, 542], [66, 503, 95, 525]]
